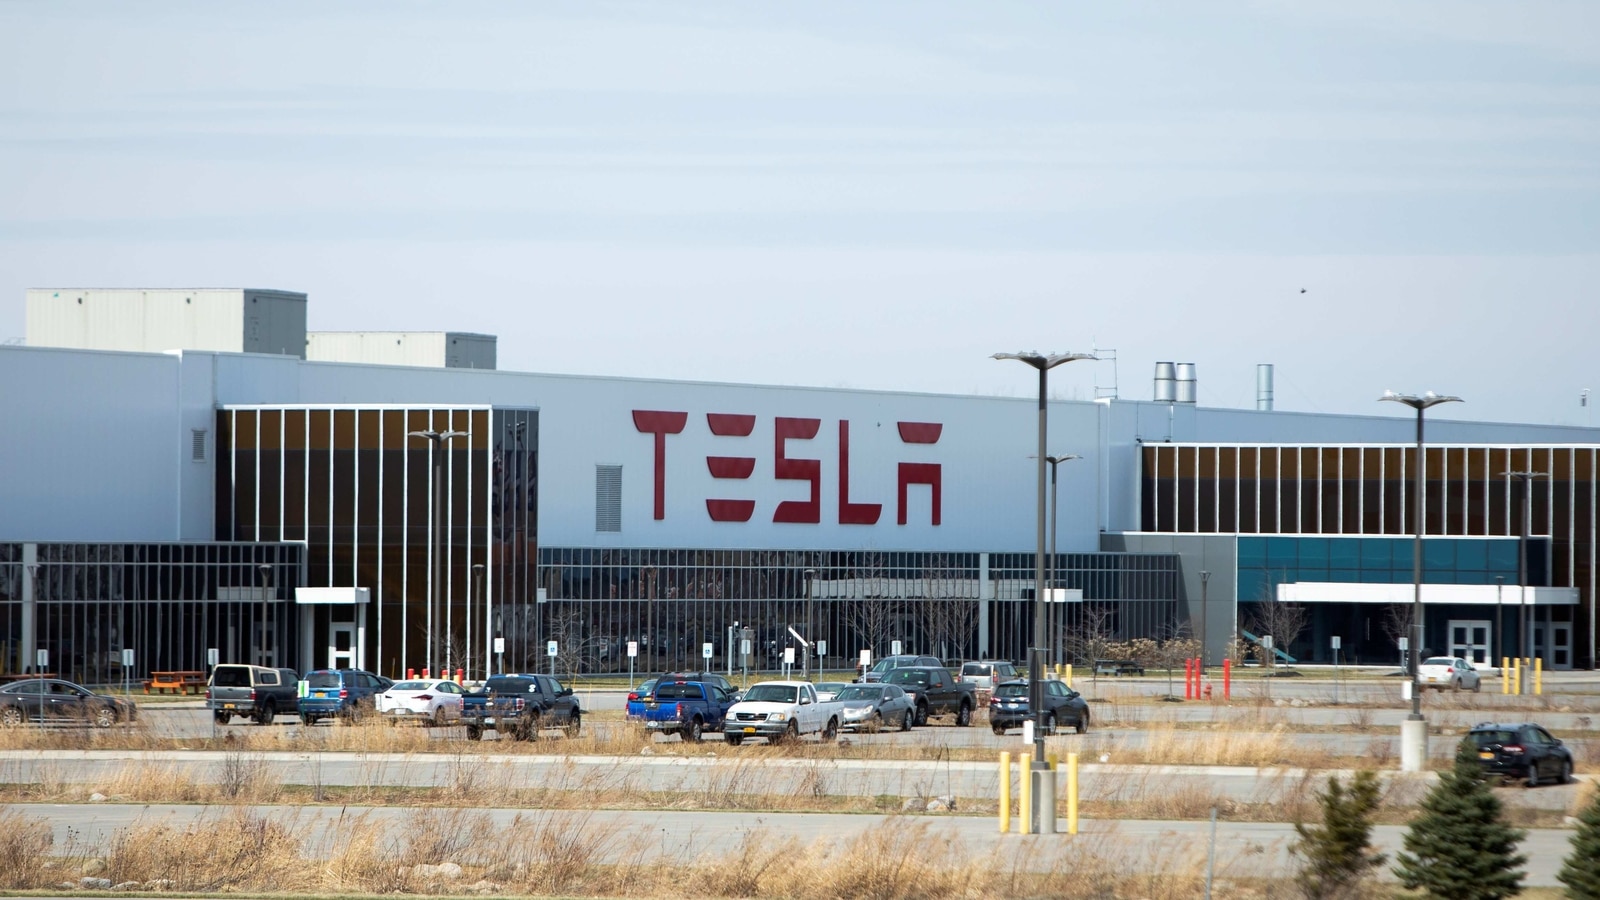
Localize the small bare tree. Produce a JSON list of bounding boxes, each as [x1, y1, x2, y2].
[[1248, 600, 1309, 669], [1070, 604, 1120, 685], [1381, 603, 1414, 668]]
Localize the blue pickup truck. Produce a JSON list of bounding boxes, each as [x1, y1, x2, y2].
[[629, 676, 739, 742], [624, 671, 740, 720], [460, 674, 581, 741]]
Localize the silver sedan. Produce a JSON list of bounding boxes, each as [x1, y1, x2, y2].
[[834, 683, 915, 732]]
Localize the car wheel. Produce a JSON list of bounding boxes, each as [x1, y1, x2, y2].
[[900, 708, 914, 732], [956, 702, 972, 727], [433, 707, 447, 727], [1451, 678, 1461, 692], [725, 734, 743, 747], [255, 701, 275, 726], [0, 706, 22, 727], [520, 715, 540, 742], [778, 721, 799, 745], [1042, 712, 1056, 736], [1527, 762, 1539, 788], [564, 712, 582, 738], [1560, 759, 1573, 784], [992, 724, 1006, 736], [822, 718, 838, 742], [214, 711, 232, 726], [914, 703, 929, 727], [300, 714, 315, 726], [1076, 711, 1090, 735], [687, 717, 703, 743], [465, 724, 483, 741], [93, 706, 117, 728]]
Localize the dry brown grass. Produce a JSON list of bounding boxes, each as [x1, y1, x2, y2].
[[4, 803, 1308, 899]]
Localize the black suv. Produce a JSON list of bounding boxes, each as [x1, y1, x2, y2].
[[990, 679, 1090, 735], [1467, 722, 1574, 786]]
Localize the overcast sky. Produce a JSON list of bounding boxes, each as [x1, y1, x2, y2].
[[2, 2, 1596, 426]]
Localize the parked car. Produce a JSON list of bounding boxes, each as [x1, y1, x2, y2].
[[298, 668, 388, 724], [0, 678, 137, 728], [1468, 722, 1574, 786], [629, 676, 739, 741], [626, 672, 739, 719], [206, 664, 300, 725], [723, 680, 842, 745], [989, 679, 1090, 735], [882, 666, 977, 726], [460, 673, 582, 741], [814, 681, 848, 701], [376, 678, 467, 726], [960, 660, 1020, 705], [857, 654, 943, 683], [1417, 656, 1482, 692], [834, 682, 915, 732]]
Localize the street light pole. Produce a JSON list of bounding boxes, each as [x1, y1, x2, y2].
[[804, 568, 816, 680], [472, 564, 486, 680], [995, 350, 1094, 836], [1199, 570, 1211, 671], [409, 427, 470, 676], [1043, 454, 1080, 667], [1495, 575, 1504, 669], [1379, 390, 1460, 773], [1503, 470, 1546, 693], [258, 564, 273, 667]]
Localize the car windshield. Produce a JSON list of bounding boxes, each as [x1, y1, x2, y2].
[[961, 663, 991, 676], [743, 684, 798, 703], [485, 677, 538, 693], [389, 681, 430, 691], [869, 658, 896, 674], [307, 672, 341, 688], [994, 683, 1030, 698], [1421, 657, 1454, 667], [836, 686, 883, 702], [1471, 729, 1519, 746], [654, 683, 704, 700], [885, 669, 930, 687]]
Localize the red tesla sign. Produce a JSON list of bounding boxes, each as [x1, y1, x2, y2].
[[632, 410, 943, 526]]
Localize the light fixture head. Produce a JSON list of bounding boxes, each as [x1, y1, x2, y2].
[[993, 351, 1097, 371], [1379, 391, 1462, 411]]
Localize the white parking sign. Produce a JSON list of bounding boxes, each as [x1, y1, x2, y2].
[[546, 640, 558, 657], [702, 642, 714, 660]]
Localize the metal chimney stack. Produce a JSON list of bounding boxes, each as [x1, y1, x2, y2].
[[1153, 362, 1176, 402], [1257, 364, 1275, 411], [1175, 363, 1197, 404]]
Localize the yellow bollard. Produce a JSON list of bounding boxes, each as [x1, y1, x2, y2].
[[1019, 758, 1033, 835], [1512, 658, 1521, 694], [1048, 752, 1059, 771], [999, 752, 1011, 834], [1064, 664, 1072, 688], [1067, 752, 1079, 835], [1501, 657, 1510, 694], [1535, 657, 1543, 695]]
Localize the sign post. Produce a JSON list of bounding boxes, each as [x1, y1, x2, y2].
[[35, 649, 48, 724], [1331, 636, 1342, 704], [702, 642, 714, 666], [122, 648, 134, 698], [817, 640, 827, 680], [546, 640, 558, 675], [782, 646, 795, 679], [891, 640, 903, 657], [494, 636, 506, 676], [859, 649, 871, 681], [627, 640, 638, 689]]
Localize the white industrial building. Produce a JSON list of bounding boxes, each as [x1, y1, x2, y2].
[[1, 288, 1595, 682]]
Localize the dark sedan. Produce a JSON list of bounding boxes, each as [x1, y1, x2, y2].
[[1468, 722, 1574, 787], [989, 679, 1089, 735], [0, 678, 138, 727]]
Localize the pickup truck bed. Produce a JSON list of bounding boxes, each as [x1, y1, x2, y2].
[[629, 679, 736, 742]]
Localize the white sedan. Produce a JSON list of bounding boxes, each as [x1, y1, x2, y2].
[[375, 679, 466, 725], [1417, 657, 1481, 692]]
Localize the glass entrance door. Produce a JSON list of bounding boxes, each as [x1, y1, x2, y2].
[[1448, 619, 1491, 666]]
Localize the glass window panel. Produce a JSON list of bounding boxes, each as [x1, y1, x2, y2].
[[1237, 538, 1266, 568], [1454, 540, 1487, 571], [1266, 537, 1298, 567], [1486, 541, 1519, 573], [1423, 540, 1456, 571], [1297, 538, 1329, 567], [1361, 539, 1392, 568], [1328, 569, 1359, 583], [1329, 539, 1361, 569]]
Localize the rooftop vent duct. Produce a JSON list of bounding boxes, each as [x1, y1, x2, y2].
[[1257, 364, 1275, 411], [1153, 361, 1176, 402], [1175, 363, 1197, 404]]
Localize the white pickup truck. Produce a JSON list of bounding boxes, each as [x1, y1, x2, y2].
[[722, 680, 842, 745]]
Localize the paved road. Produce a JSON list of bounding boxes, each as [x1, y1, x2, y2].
[[131, 703, 1599, 760], [0, 749, 1583, 815], [2, 802, 1579, 887]]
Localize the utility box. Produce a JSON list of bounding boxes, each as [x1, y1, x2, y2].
[[306, 331, 497, 369]]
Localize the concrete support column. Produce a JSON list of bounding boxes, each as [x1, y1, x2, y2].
[[1400, 718, 1429, 773], [1033, 760, 1057, 834], [978, 552, 992, 657], [19, 543, 38, 675]]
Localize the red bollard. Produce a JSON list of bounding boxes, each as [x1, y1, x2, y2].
[[455, 667, 464, 685], [1222, 658, 1232, 700], [407, 668, 415, 680], [422, 667, 430, 679], [1204, 683, 1213, 700], [1183, 659, 1193, 699]]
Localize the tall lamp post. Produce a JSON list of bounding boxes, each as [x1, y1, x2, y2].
[[1379, 390, 1460, 773], [409, 427, 470, 676], [1043, 454, 1081, 667], [472, 564, 486, 680], [803, 568, 817, 680], [995, 350, 1094, 834], [1494, 575, 1504, 669], [257, 564, 273, 667], [1199, 570, 1211, 670], [1503, 469, 1546, 693]]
